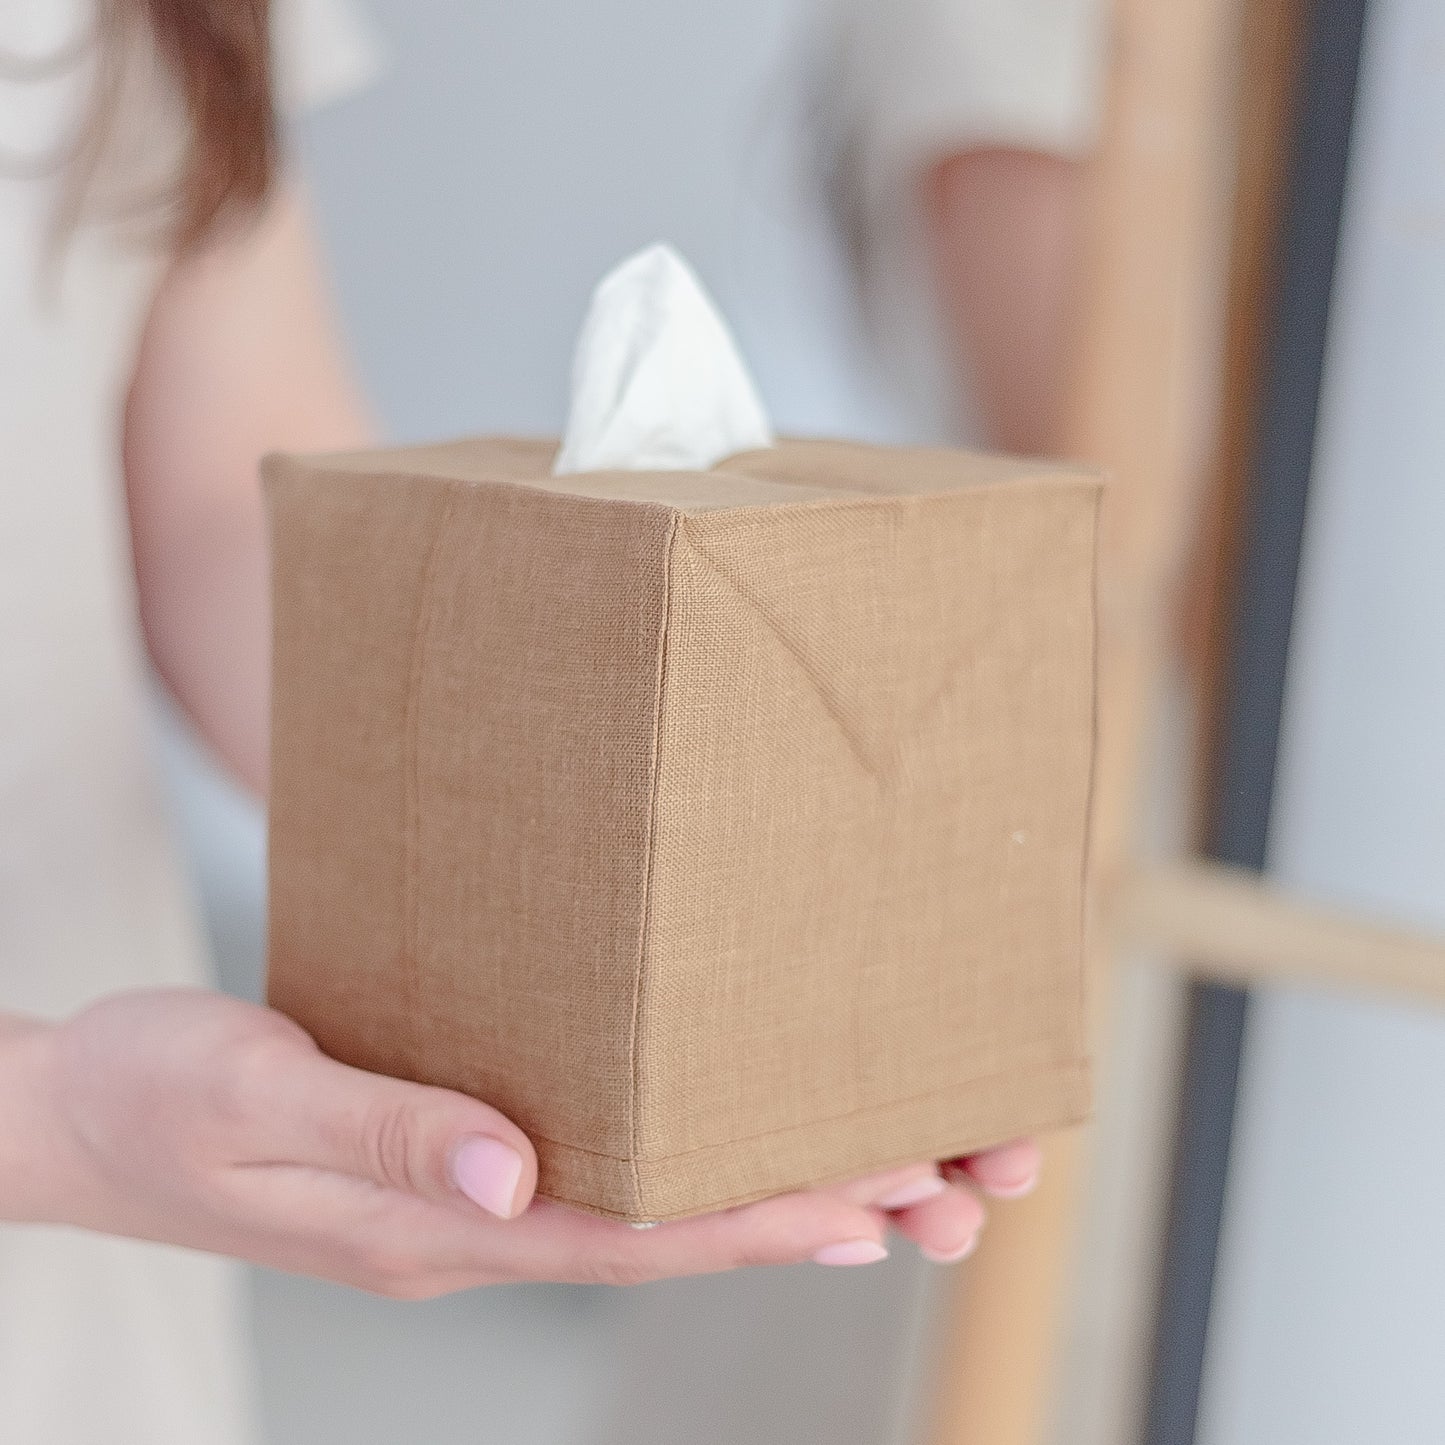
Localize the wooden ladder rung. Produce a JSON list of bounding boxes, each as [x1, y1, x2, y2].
[[1119, 860, 1445, 1009]]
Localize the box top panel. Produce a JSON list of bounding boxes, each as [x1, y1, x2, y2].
[[281, 437, 1100, 514]]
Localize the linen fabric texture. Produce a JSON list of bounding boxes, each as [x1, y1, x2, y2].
[[265, 437, 1099, 1221]]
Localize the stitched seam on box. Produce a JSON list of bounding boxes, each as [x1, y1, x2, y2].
[[689, 499, 1032, 777], [627, 509, 680, 1220], [543, 1086, 1096, 1220], [527, 1056, 1088, 1163], [402, 487, 458, 1047], [679, 525, 880, 779]]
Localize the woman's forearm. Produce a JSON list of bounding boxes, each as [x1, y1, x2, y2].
[[133, 484, 276, 795], [124, 182, 375, 796], [0, 1011, 66, 1221], [922, 147, 1084, 457]]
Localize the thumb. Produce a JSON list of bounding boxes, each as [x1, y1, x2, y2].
[[271, 1048, 539, 1220]]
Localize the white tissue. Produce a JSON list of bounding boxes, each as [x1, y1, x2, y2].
[[553, 244, 774, 475]]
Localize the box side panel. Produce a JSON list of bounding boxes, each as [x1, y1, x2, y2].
[[637, 482, 1096, 1217], [405, 485, 673, 1216], [266, 462, 454, 1086], [267, 462, 672, 1219]]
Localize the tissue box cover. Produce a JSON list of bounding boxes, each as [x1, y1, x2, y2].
[[264, 437, 1099, 1222]]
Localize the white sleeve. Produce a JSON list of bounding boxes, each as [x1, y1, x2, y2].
[[272, 0, 386, 115], [834, 0, 1108, 185], [816, 0, 1109, 435]]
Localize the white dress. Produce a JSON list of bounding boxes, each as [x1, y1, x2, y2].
[[0, 2, 377, 1440]]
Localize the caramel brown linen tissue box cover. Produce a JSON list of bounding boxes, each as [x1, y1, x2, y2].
[[264, 436, 1100, 1223]]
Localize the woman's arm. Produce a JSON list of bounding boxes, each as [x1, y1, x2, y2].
[[922, 146, 1084, 457], [124, 181, 373, 795], [0, 1014, 58, 1219]]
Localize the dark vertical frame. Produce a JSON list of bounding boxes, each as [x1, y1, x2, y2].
[[1142, 0, 1372, 1440]]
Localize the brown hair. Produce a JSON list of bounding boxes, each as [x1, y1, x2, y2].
[[64, 0, 278, 247]]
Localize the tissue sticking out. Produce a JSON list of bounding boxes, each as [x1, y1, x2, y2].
[[553, 243, 775, 476]]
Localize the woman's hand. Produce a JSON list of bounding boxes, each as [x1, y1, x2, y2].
[[2, 989, 1034, 1295]]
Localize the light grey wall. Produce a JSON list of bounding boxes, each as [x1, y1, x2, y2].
[[301, 0, 909, 448], [163, 3, 939, 1443], [1197, 1, 1445, 1440]]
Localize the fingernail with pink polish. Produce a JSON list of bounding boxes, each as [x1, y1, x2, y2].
[[814, 1240, 889, 1267], [877, 1175, 948, 1210], [922, 1232, 979, 1265], [450, 1136, 524, 1219]]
